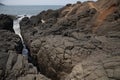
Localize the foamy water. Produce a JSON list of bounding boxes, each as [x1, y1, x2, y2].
[[13, 15, 30, 57]]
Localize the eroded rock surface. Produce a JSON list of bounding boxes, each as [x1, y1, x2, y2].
[[0, 14, 50, 80], [0, 14, 14, 32], [20, 0, 120, 80], [0, 30, 51, 80]]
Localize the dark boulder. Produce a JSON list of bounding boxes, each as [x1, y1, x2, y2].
[[0, 14, 14, 32], [37, 9, 59, 21], [76, 1, 81, 4], [30, 16, 41, 26], [20, 17, 31, 27], [0, 30, 23, 55]]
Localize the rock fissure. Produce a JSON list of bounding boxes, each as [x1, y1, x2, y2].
[[0, 0, 120, 80], [0, 14, 51, 80]]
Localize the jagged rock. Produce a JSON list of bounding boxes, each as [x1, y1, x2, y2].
[[0, 30, 23, 80], [5, 51, 50, 80], [0, 30, 23, 54], [20, 17, 31, 27], [65, 56, 120, 80], [0, 30, 50, 80], [0, 14, 14, 32], [20, 0, 120, 80]]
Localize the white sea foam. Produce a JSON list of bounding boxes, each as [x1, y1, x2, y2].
[[13, 15, 30, 57]]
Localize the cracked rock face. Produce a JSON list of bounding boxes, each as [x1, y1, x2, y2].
[[0, 15, 51, 80], [0, 14, 23, 79], [0, 30, 50, 80], [65, 55, 120, 80], [20, 0, 120, 80], [4, 51, 50, 80]]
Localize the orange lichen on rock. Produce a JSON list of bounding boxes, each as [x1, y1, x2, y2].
[[93, 5, 117, 33]]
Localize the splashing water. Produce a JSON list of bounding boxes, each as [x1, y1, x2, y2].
[[13, 15, 30, 57]]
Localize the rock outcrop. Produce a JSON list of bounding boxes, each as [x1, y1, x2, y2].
[[20, 0, 120, 80], [0, 14, 50, 80], [0, 30, 51, 80], [0, 14, 14, 32]]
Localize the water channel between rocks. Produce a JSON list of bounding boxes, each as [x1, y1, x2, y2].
[[13, 15, 29, 57]]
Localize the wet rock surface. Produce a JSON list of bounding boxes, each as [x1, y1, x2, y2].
[[20, 0, 120, 80]]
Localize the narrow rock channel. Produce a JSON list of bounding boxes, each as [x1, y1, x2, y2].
[[13, 15, 29, 57], [13, 16, 54, 80]]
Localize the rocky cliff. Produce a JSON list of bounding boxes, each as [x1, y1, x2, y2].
[[20, 0, 120, 80]]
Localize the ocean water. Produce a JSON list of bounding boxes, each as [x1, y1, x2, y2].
[[0, 5, 63, 16]]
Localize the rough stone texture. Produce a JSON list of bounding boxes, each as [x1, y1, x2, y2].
[[0, 30, 23, 53], [5, 51, 50, 80], [0, 30, 22, 80], [65, 56, 120, 80], [0, 14, 14, 32], [20, 0, 120, 80], [0, 30, 50, 80], [17, 74, 51, 80]]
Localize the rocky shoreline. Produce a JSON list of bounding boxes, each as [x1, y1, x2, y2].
[[0, 14, 51, 80], [0, 0, 120, 80]]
